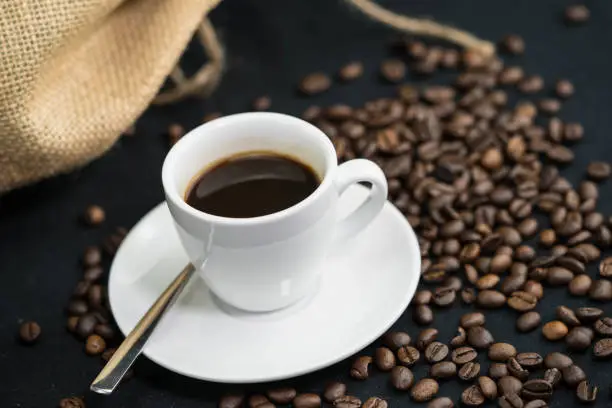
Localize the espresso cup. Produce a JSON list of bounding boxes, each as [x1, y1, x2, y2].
[[162, 112, 388, 312]]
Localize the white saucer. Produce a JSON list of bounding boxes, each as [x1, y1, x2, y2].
[[108, 185, 420, 383]]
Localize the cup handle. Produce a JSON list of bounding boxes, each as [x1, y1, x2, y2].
[[333, 159, 388, 242]]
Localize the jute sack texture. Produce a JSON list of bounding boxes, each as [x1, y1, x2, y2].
[[0, 0, 221, 192]]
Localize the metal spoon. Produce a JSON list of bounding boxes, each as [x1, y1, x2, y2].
[[90, 263, 197, 394]]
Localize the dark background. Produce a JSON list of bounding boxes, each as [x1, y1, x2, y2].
[[2, 0, 612, 406]]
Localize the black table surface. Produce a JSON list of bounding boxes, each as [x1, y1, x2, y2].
[[2, 0, 612, 407]]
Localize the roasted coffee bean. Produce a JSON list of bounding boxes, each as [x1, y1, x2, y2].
[[83, 266, 103, 282], [300, 73, 331, 95], [294, 394, 321, 408], [461, 312, 486, 328], [498, 376, 523, 396], [413, 305, 434, 325], [546, 267, 573, 286], [350, 356, 372, 380], [489, 363, 509, 379], [565, 327, 594, 350], [490, 254, 512, 274], [575, 307, 603, 324], [380, 59, 406, 82], [519, 75, 544, 94], [461, 385, 485, 406], [507, 357, 529, 381], [432, 286, 456, 307], [521, 379, 553, 401], [499, 393, 524, 408], [593, 338, 612, 359], [467, 326, 494, 349], [450, 327, 467, 347], [84, 205, 105, 226], [556, 306, 580, 326], [338, 61, 363, 81], [544, 352, 573, 369], [588, 279, 612, 301], [452, 346, 477, 364], [562, 365, 586, 388], [411, 378, 439, 402], [501, 274, 527, 295], [542, 321, 568, 341], [382, 331, 411, 350], [507, 291, 537, 312], [594, 317, 612, 336], [475, 376, 496, 400], [390, 365, 414, 390], [516, 312, 541, 333], [576, 380, 598, 403], [459, 362, 481, 381], [220, 394, 245, 408], [538, 99, 561, 115], [443, 276, 463, 292], [528, 267, 548, 282], [413, 291, 432, 306], [67, 299, 88, 316], [333, 395, 361, 408], [539, 230, 556, 247], [252, 96, 271, 111], [543, 368, 562, 387], [73, 281, 90, 298], [397, 346, 420, 366], [417, 328, 439, 350], [524, 401, 547, 408], [515, 246, 536, 263], [76, 314, 97, 339], [460, 243, 481, 263], [266, 388, 296, 405], [59, 397, 86, 408], [249, 395, 273, 408], [66, 316, 79, 333], [362, 397, 386, 408], [477, 290, 506, 308], [87, 284, 103, 308], [430, 361, 457, 379], [167, 123, 184, 145], [461, 288, 476, 304], [427, 397, 454, 408], [425, 342, 449, 363], [500, 34, 525, 55], [83, 246, 102, 267], [515, 353, 542, 369], [556, 79, 574, 98], [323, 382, 346, 403], [85, 334, 106, 355], [522, 281, 543, 300], [585, 213, 605, 231], [375, 347, 396, 371], [489, 343, 517, 362], [556, 256, 586, 274], [565, 4, 590, 24], [93, 323, 114, 341], [19, 321, 41, 344]]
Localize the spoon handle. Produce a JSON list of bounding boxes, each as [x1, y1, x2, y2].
[[90, 263, 197, 395]]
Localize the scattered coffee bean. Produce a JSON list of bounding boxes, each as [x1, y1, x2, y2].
[[425, 342, 449, 363], [566, 326, 594, 350], [59, 397, 86, 408], [500, 34, 525, 55], [568, 274, 592, 295], [543, 368, 562, 387], [544, 352, 573, 369], [412, 290, 432, 305], [82, 246, 102, 267], [461, 288, 476, 304], [252, 96, 271, 111], [547, 267, 573, 286], [524, 400, 548, 408], [84, 205, 105, 226], [458, 362, 480, 381], [390, 365, 414, 390], [249, 395, 271, 408], [467, 326, 494, 349], [220, 395, 245, 408], [266, 388, 296, 405], [518, 75, 544, 93], [461, 385, 485, 406], [556, 305, 580, 326], [521, 379, 553, 401], [66, 299, 88, 316], [565, 4, 590, 24], [594, 317, 612, 337], [450, 327, 467, 347], [542, 321, 568, 341], [413, 305, 434, 325], [588, 279, 612, 301], [83, 266, 103, 282], [461, 313, 486, 329], [427, 397, 454, 408], [375, 347, 396, 371], [593, 338, 612, 359], [19, 321, 41, 344], [452, 346, 478, 365], [382, 331, 411, 350], [576, 380, 598, 403], [362, 397, 386, 408], [299, 73, 331, 95], [489, 363, 509, 379], [477, 376, 497, 400], [556, 79, 574, 98], [477, 290, 506, 308], [411, 378, 439, 402], [599, 257, 612, 278], [489, 343, 517, 362], [417, 328, 439, 350], [333, 395, 361, 408], [587, 161, 611, 181], [293, 394, 321, 408], [167, 124, 184, 145], [397, 345, 420, 366], [85, 334, 106, 355], [562, 364, 587, 387], [498, 376, 524, 396], [507, 357, 529, 381], [380, 59, 406, 83], [498, 393, 524, 408], [575, 307, 603, 324], [350, 356, 372, 380], [430, 361, 457, 379], [515, 353, 543, 369], [323, 382, 346, 403], [507, 291, 538, 312]]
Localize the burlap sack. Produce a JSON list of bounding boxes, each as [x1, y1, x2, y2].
[[0, 0, 221, 192]]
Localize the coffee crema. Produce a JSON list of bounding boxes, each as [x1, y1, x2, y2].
[[185, 152, 320, 218]]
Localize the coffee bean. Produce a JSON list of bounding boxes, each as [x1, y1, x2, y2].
[[543, 368, 562, 387], [84, 205, 105, 226], [576, 380, 598, 403], [524, 400, 548, 408], [390, 365, 414, 390], [430, 361, 457, 379], [507, 357, 529, 381], [294, 394, 321, 408], [521, 379, 553, 401], [323, 382, 346, 403], [83, 266, 103, 282], [489, 363, 509, 379], [425, 342, 449, 363], [432, 286, 456, 307], [83, 246, 102, 267], [87, 284, 104, 308], [397, 346, 420, 366], [556, 79, 574, 99], [251, 96, 271, 111], [85, 334, 106, 355], [489, 343, 517, 362], [594, 317, 612, 337], [589, 279, 612, 301], [66, 316, 79, 333], [515, 353, 543, 369], [66, 299, 88, 316], [585, 212, 605, 231], [556, 305, 580, 326], [427, 397, 454, 408], [452, 346, 477, 364], [490, 254, 512, 274], [413, 305, 434, 325], [516, 312, 541, 333], [575, 307, 603, 325], [459, 362, 481, 381], [565, 4, 590, 24], [333, 395, 361, 408], [417, 328, 439, 350], [59, 397, 86, 408], [467, 326, 494, 349], [507, 291, 538, 312], [266, 388, 296, 405], [499, 393, 524, 408], [93, 323, 114, 341], [546, 267, 573, 286], [413, 291, 432, 306], [502, 274, 527, 295], [19, 321, 41, 344], [521, 281, 542, 300], [443, 276, 463, 292], [300, 73, 331, 95], [562, 364, 586, 388], [76, 314, 97, 339], [565, 327, 594, 351], [460, 385, 484, 406], [375, 347, 396, 371], [542, 321, 568, 341], [539, 230, 556, 247], [167, 123, 184, 145], [461, 288, 476, 304], [382, 331, 411, 350], [477, 290, 506, 308], [380, 59, 406, 83], [593, 338, 612, 359], [220, 395, 245, 408], [411, 378, 439, 402], [450, 327, 467, 347], [248, 395, 272, 408], [544, 352, 573, 370], [350, 356, 372, 380], [500, 34, 525, 55], [461, 312, 486, 328], [498, 376, 523, 396], [600, 257, 612, 278], [362, 397, 386, 408], [338, 61, 363, 81]]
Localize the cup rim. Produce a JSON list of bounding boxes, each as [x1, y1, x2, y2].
[[162, 112, 337, 226]]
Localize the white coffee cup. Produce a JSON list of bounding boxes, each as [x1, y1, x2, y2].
[[162, 112, 388, 312]]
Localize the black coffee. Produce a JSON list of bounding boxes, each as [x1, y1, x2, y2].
[[185, 152, 319, 218]]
